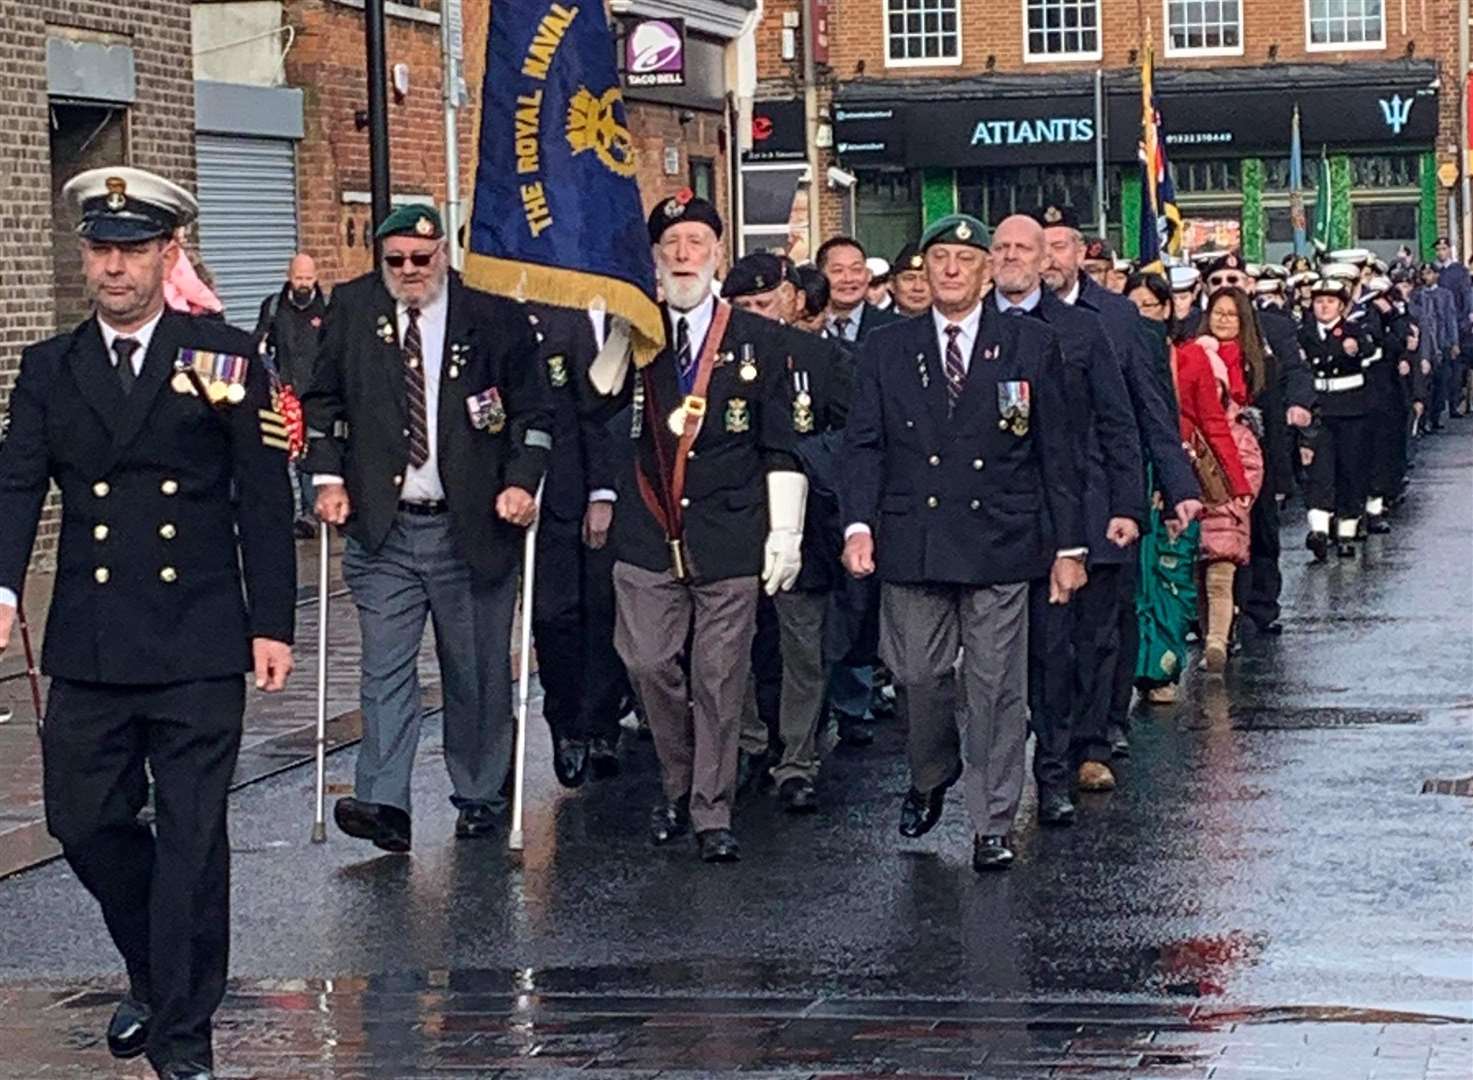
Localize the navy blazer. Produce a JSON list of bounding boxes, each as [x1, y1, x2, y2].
[[1032, 291, 1145, 567], [1075, 275, 1199, 508], [842, 305, 1082, 587]]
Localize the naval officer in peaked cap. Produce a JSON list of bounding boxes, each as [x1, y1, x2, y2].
[[0, 166, 297, 1080]]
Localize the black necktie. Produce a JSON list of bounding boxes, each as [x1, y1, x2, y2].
[[112, 337, 141, 396], [403, 308, 430, 468], [943, 324, 966, 412], [675, 317, 693, 385]]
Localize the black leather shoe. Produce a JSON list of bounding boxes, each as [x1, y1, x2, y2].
[[106, 994, 149, 1059], [334, 797, 411, 853], [696, 827, 740, 863], [159, 1062, 213, 1080], [898, 762, 962, 838], [551, 734, 589, 789], [778, 776, 818, 814], [454, 803, 500, 839], [972, 834, 1015, 872], [1306, 531, 1329, 563], [588, 736, 620, 780], [736, 748, 769, 796], [649, 796, 690, 845], [1038, 791, 1075, 827], [1256, 620, 1284, 636], [1368, 517, 1391, 534], [1337, 540, 1357, 559], [837, 714, 875, 747], [1107, 723, 1130, 758]]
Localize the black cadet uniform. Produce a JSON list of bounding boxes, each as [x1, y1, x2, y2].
[[1300, 281, 1377, 559], [0, 167, 295, 1079], [1362, 289, 1415, 529], [525, 302, 630, 785]]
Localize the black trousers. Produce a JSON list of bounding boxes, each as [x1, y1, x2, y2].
[[1070, 563, 1123, 765], [1108, 551, 1141, 734], [1027, 580, 1074, 795], [1366, 373, 1408, 503], [1306, 413, 1371, 522], [532, 515, 630, 742], [42, 676, 244, 1071], [1238, 486, 1283, 628]]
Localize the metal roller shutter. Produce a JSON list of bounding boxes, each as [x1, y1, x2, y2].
[[195, 134, 299, 329]]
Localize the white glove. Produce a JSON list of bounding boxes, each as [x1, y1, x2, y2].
[[589, 317, 631, 395], [762, 471, 808, 596]]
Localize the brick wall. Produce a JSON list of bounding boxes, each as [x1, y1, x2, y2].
[[0, 0, 197, 563]]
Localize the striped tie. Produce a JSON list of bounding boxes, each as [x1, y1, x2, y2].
[[943, 323, 966, 413], [403, 307, 430, 467]]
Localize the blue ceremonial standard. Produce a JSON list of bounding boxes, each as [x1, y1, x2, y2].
[[464, 0, 665, 365]]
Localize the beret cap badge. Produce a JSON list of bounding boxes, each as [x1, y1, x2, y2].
[[955, 221, 972, 241], [1044, 206, 1063, 224], [414, 215, 435, 237]]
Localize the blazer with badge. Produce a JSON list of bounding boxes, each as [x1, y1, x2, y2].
[[525, 303, 617, 524], [842, 304, 1083, 587], [608, 302, 800, 583], [0, 313, 296, 684], [301, 271, 552, 581], [763, 320, 853, 593]]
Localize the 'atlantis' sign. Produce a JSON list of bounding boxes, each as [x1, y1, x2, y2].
[[971, 116, 1094, 147]]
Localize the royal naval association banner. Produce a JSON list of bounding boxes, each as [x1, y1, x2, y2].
[[465, 1, 664, 366]]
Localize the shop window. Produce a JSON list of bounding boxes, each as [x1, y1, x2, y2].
[[741, 164, 807, 257], [1165, 0, 1242, 56], [1350, 154, 1417, 189], [957, 165, 1097, 230], [1354, 203, 1417, 249], [689, 158, 716, 203], [856, 170, 922, 262], [1180, 211, 1241, 254], [1305, 0, 1384, 50], [1024, 0, 1101, 61], [1169, 159, 1239, 195], [885, 0, 962, 67]]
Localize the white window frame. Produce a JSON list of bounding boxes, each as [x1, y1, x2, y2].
[[1021, 0, 1104, 64], [1162, 0, 1244, 58], [1303, 0, 1386, 53], [882, 0, 964, 69]]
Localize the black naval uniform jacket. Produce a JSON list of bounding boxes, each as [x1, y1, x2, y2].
[[765, 320, 853, 593], [0, 313, 296, 684], [302, 272, 552, 582], [1299, 316, 1376, 419], [607, 301, 800, 583], [1254, 305, 1317, 494], [1032, 291, 1144, 569], [842, 303, 1083, 587], [525, 304, 618, 524]]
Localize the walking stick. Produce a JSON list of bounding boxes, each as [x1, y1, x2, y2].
[[508, 481, 545, 853], [16, 600, 43, 731], [311, 523, 330, 843]]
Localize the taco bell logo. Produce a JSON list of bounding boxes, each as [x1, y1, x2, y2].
[[626, 19, 686, 87], [1378, 94, 1414, 135]]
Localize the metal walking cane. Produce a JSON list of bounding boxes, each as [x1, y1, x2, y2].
[[311, 523, 331, 843], [508, 481, 545, 853]]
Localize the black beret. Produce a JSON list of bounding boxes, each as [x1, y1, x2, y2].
[[648, 188, 723, 244], [1031, 204, 1081, 230], [722, 253, 789, 299], [892, 242, 925, 273]]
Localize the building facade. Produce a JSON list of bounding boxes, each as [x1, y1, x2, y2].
[[754, 0, 1464, 265]]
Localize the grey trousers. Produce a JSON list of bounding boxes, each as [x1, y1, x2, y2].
[[613, 561, 759, 832], [342, 513, 518, 815], [738, 589, 831, 784], [879, 581, 1030, 837]]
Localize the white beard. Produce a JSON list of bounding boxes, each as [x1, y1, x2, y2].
[[658, 258, 717, 312]]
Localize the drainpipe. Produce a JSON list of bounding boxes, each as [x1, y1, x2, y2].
[[1461, 0, 1470, 256]]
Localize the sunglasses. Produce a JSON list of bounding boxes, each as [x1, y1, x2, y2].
[[1207, 274, 1243, 288], [384, 251, 436, 269]]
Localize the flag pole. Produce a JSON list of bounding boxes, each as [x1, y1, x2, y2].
[[365, 0, 392, 267]]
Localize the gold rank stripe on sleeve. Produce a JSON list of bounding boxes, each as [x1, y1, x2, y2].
[[259, 408, 291, 450]]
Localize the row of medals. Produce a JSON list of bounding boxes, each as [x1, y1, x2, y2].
[[664, 353, 817, 435], [172, 370, 245, 405]]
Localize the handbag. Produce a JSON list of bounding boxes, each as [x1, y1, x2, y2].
[[1169, 346, 1233, 508]]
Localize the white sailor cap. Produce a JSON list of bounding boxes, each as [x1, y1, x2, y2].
[[1319, 261, 1362, 283], [62, 166, 197, 243], [865, 256, 892, 281], [1258, 263, 1290, 281], [1112, 257, 1134, 272], [1362, 275, 1392, 300], [1288, 271, 1320, 288], [1255, 278, 1286, 295], [1327, 247, 1374, 267], [1244, 263, 1263, 278], [1189, 251, 1220, 268], [1169, 265, 1202, 292]]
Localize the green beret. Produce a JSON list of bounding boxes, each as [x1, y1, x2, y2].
[[920, 213, 991, 252], [375, 204, 443, 241]]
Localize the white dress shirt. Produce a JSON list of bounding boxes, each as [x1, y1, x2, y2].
[[932, 301, 983, 371], [994, 287, 1043, 316], [587, 307, 616, 505], [98, 307, 165, 375], [670, 294, 716, 364], [827, 306, 861, 342], [314, 288, 449, 502], [2, 310, 167, 611], [1058, 277, 1083, 307]]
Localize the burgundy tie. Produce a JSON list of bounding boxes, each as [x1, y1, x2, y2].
[[403, 308, 430, 468], [943, 324, 966, 413]]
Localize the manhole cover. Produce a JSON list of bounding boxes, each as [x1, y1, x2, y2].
[[1231, 707, 1422, 730], [1422, 776, 1473, 797]]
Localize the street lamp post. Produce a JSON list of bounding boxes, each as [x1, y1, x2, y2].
[[365, 0, 392, 267]]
